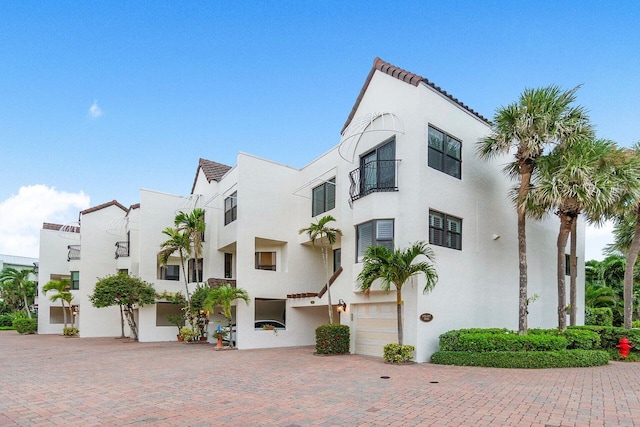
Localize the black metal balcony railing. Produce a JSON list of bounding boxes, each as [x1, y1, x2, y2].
[[349, 159, 400, 201], [115, 241, 130, 259], [67, 245, 80, 261]]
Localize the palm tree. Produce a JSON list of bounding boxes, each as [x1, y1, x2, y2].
[[159, 227, 192, 306], [202, 284, 250, 348], [0, 267, 35, 318], [357, 242, 438, 345], [175, 208, 205, 285], [585, 284, 618, 309], [527, 139, 635, 330], [477, 85, 593, 334], [43, 280, 73, 329], [298, 215, 342, 324]]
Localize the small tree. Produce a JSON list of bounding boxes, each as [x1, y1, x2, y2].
[[89, 273, 156, 341], [42, 279, 73, 329], [203, 284, 249, 348], [299, 215, 342, 324], [358, 242, 438, 345], [0, 267, 36, 318]]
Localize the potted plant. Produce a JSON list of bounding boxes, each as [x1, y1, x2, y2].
[[167, 314, 185, 341], [179, 327, 200, 343], [262, 324, 278, 335]]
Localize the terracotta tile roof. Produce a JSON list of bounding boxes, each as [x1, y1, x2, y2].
[[342, 57, 490, 134], [190, 158, 233, 193], [127, 203, 140, 215], [80, 200, 127, 215], [42, 222, 79, 233]]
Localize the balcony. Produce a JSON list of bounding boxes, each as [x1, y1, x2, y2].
[[349, 159, 400, 201], [115, 241, 130, 259], [67, 245, 80, 261]]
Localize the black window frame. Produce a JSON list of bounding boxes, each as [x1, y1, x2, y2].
[[188, 258, 203, 283], [429, 210, 462, 250], [428, 126, 462, 179], [359, 138, 397, 196], [70, 271, 79, 290], [163, 265, 180, 281], [312, 178, 336, 217], [356, 219, 394, 262], [224, 191, 237, 225], [333, 248, 341, 273], [224, 253, 233, 278]]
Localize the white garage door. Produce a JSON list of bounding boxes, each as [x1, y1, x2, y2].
[[353, 302, 397, 357]]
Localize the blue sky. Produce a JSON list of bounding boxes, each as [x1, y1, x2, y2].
[[1, 1, 638, 258]]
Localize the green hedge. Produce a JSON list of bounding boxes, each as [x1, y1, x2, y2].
[[439, 328, 513, 351], [585, 307, 613, 326], [315, 324, 350, 354], [0, 314, 13, 327], [383, 344, 415, 363], [431, 350, 610, 368], [453, 333, 566, 352], [570, 326, 640, 352], [529, 328, 600, 350], [13, 318, 37, 334]]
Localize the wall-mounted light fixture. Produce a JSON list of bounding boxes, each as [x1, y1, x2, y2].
[[337, 299, 347, 312]]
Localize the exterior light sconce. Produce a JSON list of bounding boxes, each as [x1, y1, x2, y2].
[[72, 305, 79, 316], [337, 299, 347, 312]]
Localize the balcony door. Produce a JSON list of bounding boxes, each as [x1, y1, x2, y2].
[[360, 138, 395, 195]]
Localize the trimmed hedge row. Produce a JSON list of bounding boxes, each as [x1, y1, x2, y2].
[[439, 328, 513, 351], [315, 324, 350, 354], [431, 350, 610, 369], [570, 325, 640, 352], [529, 328, 601, 350], [13, 318, 37, 334], [453, 333, 566, 352]]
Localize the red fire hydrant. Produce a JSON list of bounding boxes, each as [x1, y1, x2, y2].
[[617, 337, 633, 358]]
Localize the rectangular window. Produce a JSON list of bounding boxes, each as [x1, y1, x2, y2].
[[162, 265, 180, 281], [429, 210, 462, 250], [565, 254, 575, 276], [255, 252, 276, 271], [356, 219, 394, 262], [333, 248, 341, 273], [312, 178, 336, 216], [225, 253, 233, 278], [360, 138, 396, 195], [224, 191, 237, 225], [70, 271, 79, 290], [188, 258, 203, 282], [428, 126, 462, 179]]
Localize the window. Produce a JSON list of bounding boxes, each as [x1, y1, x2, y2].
[[429, 210, 462, 250], [255, 298, 286, 327], [188, 258, 203, 282], [255, 252, 276, 271], [312, 178, 336, 216], [565, 254, 576, 276], [70, 271, 79, 290], [360, 139, 396, 195], [356, 219, 394, 262], [333, 248, 341, 272], [224, 192, 237, 225], [156, 302, 183, 327], [160, 265, 180, 281], [428, 126, 462, 179], [225, 253, 233, 278]]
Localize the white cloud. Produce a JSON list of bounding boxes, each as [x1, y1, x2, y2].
[[585, 220, 615, 261], [88, 100, 103, 118], [0, 185, 90, 258]]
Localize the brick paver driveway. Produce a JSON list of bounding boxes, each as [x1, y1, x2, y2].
[[1, 331, 639, 426]]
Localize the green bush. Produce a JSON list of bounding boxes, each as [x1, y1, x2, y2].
[[529, 328, 600, 350], [63, 327, 79, 336], [585, 307, 613, 326], [0, 314, 13, 327], [431, 350, 610, 368], [12, 318, 37, 334], [439, 328, 512, 351], [383, 344, 415, 363], [315, 324, 350, 354], [632, 320, 640, 328], [571, 325, 640, 353], [453, 333, 566, 352]]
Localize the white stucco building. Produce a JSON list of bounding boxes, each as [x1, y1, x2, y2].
[[37, 58, 583, 362]]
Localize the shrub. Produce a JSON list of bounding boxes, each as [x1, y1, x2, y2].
[[383, 344, 415, 363], [63, 327, 79, 336], [571, 326, 640, 353], [431, 350, 610, 368], [13, 318, 37, 334], [454, 333, 566, 352], [529, 328, 600, 350], [632, 320, 640, 328], [0, 314, 13, 327], [585, 307, 613, 326], [439, 328, 512, 351], [179, 327, 200, 342], [315, 324, 350, 354]]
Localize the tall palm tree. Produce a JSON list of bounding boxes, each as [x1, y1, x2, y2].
[[527, 139, 636, 330], [0, 267, 35, 318], [357, 242, 438, 345], [298, 215, 342, 324], [477, 85, 593, 334], [175, 208, 205, 285], [202, 284, 250, 348], [159, 227, 192, 306], [43, 280, 73, 329]]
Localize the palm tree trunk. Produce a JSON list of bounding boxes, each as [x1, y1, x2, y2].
[[557, 214, 572, 331], [517, 162, 533, 335], [68, 305, 74, 328], [22, 294, 32, 318], [623, 207, 640, 329], [62, 300, 68, 329], [569, 220, 578, 326], [323, 246, 333, 324], [396, 286, 403, 345]]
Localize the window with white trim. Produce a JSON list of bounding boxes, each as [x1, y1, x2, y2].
[[428, 126, 462, 179], [356, 219, 394, 262], [429, 210, 462, 250]]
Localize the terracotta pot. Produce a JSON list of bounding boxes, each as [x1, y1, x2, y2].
[[177, 335, 183, 342]]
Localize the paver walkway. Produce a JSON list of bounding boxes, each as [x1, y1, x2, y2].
[[1, 331, 639, 426]]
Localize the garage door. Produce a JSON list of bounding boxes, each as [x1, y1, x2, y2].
[[353, 302, 397, 357]]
